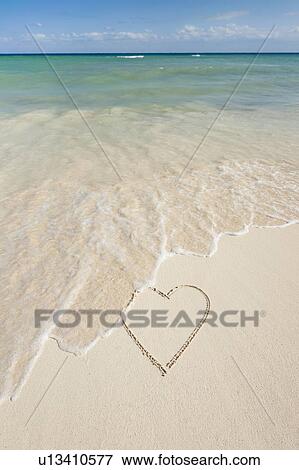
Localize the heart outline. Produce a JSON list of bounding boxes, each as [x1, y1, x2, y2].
[[122, 284, 210, 376]]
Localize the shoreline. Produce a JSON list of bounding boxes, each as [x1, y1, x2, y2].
[[0, 224, 298, 449], [4, 219, 298, 405]]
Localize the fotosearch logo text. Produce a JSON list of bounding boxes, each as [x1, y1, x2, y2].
[[35, 308, 265, 328]]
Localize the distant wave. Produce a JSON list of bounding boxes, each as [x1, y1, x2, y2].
[[117, 55, 144, 59], [192, 54, 201, 57]]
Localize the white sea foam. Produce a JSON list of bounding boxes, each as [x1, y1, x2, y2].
[[117, 55, 144, 59], [192, 54, 201, 57], [0, 153, 298, 401]]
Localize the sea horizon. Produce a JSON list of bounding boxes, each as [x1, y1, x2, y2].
[[1, 51, 299, 55]]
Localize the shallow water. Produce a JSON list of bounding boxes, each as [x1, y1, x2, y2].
[[0, 54, 298, 400], [1, 53, 299, 115]]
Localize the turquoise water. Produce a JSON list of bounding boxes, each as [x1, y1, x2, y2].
[[0, 53, 298, 114]]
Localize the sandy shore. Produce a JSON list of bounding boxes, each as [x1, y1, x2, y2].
[[0, 225, 298, 449]]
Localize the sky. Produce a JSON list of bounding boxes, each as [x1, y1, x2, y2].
[[0, 0, 299, 53]]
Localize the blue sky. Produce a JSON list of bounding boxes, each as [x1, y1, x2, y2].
[[1, 0, 299, 52]]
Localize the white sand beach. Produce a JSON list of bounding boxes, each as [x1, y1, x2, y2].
[[0, 225, 298, 450]]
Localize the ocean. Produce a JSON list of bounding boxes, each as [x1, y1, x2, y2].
[[0, 53, 298, 400], [1, 53, 299, 114]]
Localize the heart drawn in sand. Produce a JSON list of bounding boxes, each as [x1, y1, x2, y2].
[[122, 285, 210, 376]]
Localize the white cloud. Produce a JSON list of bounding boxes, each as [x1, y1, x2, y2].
[[272, 26, 299, 38], [33, 33, 47, 40], [0, 36, 12, 42], [210, 10, 249, 21], [35, 30, 158, 42], [284, 11, 299, 17], [14, 25, 299, 46], [29, 30, 157, 43], [177, 25, 204, 39], [110, 31, 158, 40], [75, 32, 105, 40], [177, 24, 266, 40], [177, 24, 299, 41], [51, 32, 100, 41]]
